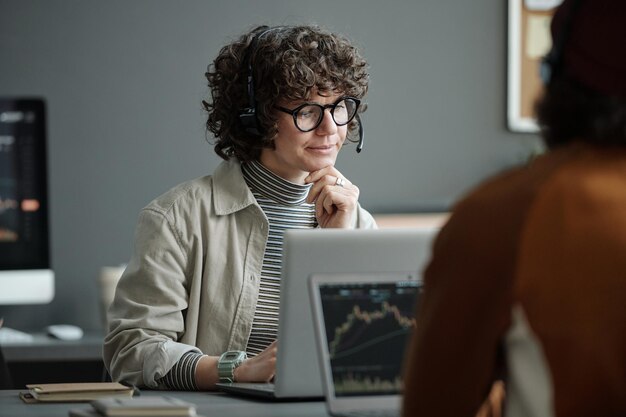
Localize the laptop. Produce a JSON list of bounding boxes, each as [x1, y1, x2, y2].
[[216, 227, 437, 400], [309, 272, 423, 417]]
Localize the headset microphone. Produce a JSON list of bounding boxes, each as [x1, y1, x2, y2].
[[355, 113, 364, 153]]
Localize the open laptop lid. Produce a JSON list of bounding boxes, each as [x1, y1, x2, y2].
[[273, 228, 437, 399], [309, 272, 422, 415], [218, 228, 437, 399]]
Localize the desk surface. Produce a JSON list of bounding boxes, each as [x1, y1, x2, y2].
[[0, 389, 329, 417], [1, 332, 103, 362]]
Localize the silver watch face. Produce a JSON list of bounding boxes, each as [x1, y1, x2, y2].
[[223, 351, 243, 361]]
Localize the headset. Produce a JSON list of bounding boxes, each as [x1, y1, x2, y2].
[[237, 26, 365, 153], [539, 0, 583, 85], [237, 27, 274, 137]]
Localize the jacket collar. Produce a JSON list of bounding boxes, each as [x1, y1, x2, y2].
[[212, 159, 258, 215]]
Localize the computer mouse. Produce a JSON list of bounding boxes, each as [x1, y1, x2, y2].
[[45, 324, 84, 341]]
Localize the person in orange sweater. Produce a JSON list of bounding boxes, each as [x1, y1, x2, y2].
[[402, 0, 626, 416]]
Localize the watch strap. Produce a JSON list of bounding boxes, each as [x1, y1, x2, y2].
[[217, 350, 247, 383]]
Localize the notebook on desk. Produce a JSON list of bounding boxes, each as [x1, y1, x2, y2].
[[19, 382, 134, 403], [309, 272, 423, 417], [216, 228, 437, 400]]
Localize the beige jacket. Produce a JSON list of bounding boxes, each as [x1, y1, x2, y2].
[[103, 159, 376, 388]]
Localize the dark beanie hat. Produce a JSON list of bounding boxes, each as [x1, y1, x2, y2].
[[551, 0, 626, 97]]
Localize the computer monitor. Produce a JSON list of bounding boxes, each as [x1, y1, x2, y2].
[[0, 98, 54, 304]]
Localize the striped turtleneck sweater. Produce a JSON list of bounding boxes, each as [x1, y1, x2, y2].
[[241, 160, 318, 355], [160, 160, 317, 390]]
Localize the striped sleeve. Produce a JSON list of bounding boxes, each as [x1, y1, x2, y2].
[[159, 351, 204, 390]]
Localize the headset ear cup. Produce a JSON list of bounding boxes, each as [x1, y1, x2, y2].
[[237, 27, 276, 138], [238, 107, 261, 136], [540, 54, 554, 85]]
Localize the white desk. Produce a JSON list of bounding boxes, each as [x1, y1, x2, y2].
[[1, 332, 104, 388], [1, 332, 103, 362], [373, 212, 449, 229]]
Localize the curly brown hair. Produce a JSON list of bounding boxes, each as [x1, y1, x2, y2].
[[204, 25, 370, 162], [535, 74, 626, 149]]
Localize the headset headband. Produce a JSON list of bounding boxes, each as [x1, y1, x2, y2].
[[238, 26, 290, 136], [540, 0, 584, 85]]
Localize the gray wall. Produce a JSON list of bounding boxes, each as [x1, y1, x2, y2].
[[0, 0, 541, 331]]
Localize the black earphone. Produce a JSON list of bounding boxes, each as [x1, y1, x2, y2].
[[237, 26, 274, 136], [237, 26, 364, 153], [540, 0, 583, 85]]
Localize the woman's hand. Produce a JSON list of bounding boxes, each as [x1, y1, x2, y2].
[[476, 380, 506, 417], [195, 342, 278, 389], [234, 340, 277, 383], [305, 166, 359, 229]]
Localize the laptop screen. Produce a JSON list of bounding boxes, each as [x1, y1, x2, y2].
[[317, 279, 422, 397]]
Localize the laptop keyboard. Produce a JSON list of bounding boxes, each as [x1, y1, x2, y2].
[[338, 410, 400, 417], [217, 382, 275, 393], [240, 382, 274, 392]]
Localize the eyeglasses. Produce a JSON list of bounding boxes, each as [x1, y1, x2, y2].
[[274, 96, 361, 132]]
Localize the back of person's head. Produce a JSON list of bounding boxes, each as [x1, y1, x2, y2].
[[536, 0, 626, 149], [204, 25, 369, 162]]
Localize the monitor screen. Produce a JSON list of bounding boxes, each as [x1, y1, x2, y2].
[[0, 98, 54, 304], [318, 280, 421, 397]]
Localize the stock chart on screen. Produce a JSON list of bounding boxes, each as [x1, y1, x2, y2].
[[319, 281, 422, 397]]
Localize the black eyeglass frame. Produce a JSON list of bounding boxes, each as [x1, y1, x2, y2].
[[274, 96, 361, 133]]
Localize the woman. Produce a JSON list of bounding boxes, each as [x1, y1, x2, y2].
[[103, 24, 375, 390], [402, 0, 626, 415]]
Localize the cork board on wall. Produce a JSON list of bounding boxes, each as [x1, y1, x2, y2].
[[507, 0, 563, 132]]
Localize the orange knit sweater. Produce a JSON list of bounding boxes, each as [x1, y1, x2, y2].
[[403, 142, 626, 417]]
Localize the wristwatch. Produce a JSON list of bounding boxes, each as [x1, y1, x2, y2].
[[217, 350, 247, 383]]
